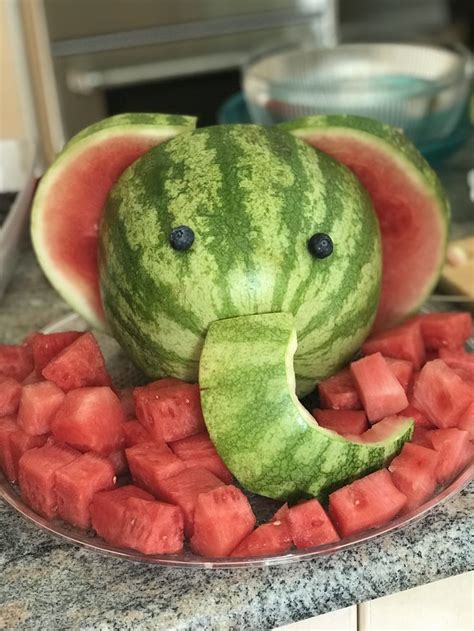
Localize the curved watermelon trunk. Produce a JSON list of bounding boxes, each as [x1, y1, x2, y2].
[[280, 115, 450, 330], [31, 113, 196, 330], [199, 312, 413, 501]]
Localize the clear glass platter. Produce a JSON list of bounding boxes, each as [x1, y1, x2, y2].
[[1, 310, 473, 569]]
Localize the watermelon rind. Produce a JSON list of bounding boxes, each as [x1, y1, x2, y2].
[[279, 114, 450, 329], [99, 124, 382, 396], [199, 312, 413, 500], [31, 113, 197, 331]]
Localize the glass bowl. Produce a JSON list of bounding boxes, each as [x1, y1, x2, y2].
[[1, 310, 472, 569], [242, 43, 473, 154]]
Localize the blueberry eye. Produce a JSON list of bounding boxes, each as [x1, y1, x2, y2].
[[169, 225, 195, 251], [308, 233, 333, 259]]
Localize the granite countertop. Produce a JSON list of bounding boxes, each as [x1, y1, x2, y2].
[[0, 243, 472, 631]]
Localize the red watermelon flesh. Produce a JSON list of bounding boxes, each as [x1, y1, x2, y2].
[[429, 428, 474, 485], [285, 499, 340, 549], [22, 371, 42, 385], [271, 503, 289, 522], [362, 320, 425, 370], [317, 368, 361, 410], [107, 449, 128, 476], [31, 331, 83, 375], [458, 402, 474, 440], [0, 377, 22, 417], [438, 348, 474, 379], [413, 360, 473, 428], [328, 469, 407, 538], [354, 415, 413, 444], [384, 357, 414, 392], [0, 416, 19, 481], [388, 443, 439, 512], [0, 345, 34, 382], [55, 452, 116, 529], [42, 332, 112, 392], [350, 353, 408, 422], [18, 443, 80, 519], [399, 403, 434, 428], [123, 420, 153, 448], [90, 484, 154, 545], [413, 312, 472, 351], [126, 442, 186, 495], [151, 466, 225, 535], [288, 124, 448, 330], [190, 485, 256, 557], [312, 408, 368, 435], [51, 386, 125, 454], [411, 426, 434, 448], [230, 521, 292, 557], [17, 381, 65, 436], [134, 380, 205, 442], [169, 432, 233, 484], [9, 430, 48, 482], [120, 497, 184, 555]]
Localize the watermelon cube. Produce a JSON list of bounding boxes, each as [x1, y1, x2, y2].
[[429, 429, 474, 485], [357, 415, 414, 444], [285, 499, 340, 549], [384, 357, 414, 392], [169, 432, 233, 483], [0, 416, 19, 480], [51, 386, 125, 454], [350, 353, 408, 422], [414, 312, 472, 351], [328, 469, 407, 538], [388, 443, 439, 512], [0, 377, 22, 417], [9, 430, 48, 482], [317, 369, 361, 410], [312, 409, 368, 436], [134, 380, 205, 442], [22, 371, 42, 385], [17, 381, 65, 436], [438, 348, 474, 380], [126, 442, 186, 494], [0, 344, 34, 381], [31, 331, 83, 375], [411, 426, 434, 448], [90, 485, 154, 545], [362, 320, 425, 370], [458, 402, 474, 440], [119, 388, 136, 420], [230, 521, 292, 557], [120, 497, 184, 554], [42, 332, 112, 392], [413, 360, 473, 428], [55, 452, 116, 528], [271, 503, 289, 522], [19, 443, 80, 519], [190, 485, 256, 557], [399, 404, 434, 428], [153, 466, 225, 535], [123, 420, 153, 447]]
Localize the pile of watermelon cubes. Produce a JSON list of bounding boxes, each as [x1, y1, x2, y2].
[[0, 312, 473, 559]]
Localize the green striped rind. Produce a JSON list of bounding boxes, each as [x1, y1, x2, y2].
[[31, 113, 196, 331], [279, 114, 451, 317], [65, 113, 196, 150], [200, 312, 413, 500], [100, 124, 382, 395]]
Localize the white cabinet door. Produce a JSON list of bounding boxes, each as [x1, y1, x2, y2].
[[358, 571, 474, 631], [276, 605, 357, 631]]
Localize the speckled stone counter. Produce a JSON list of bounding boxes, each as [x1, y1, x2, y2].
[[1, 241, 473, 630]]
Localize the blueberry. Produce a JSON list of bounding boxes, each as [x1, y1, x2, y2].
[[308, 233, 333, 259], [169, 225, 195, 251]]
